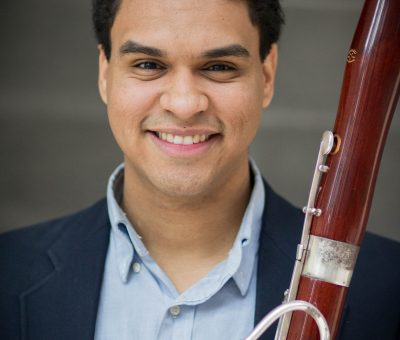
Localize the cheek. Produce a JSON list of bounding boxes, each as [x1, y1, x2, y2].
[[106, 75, 159, 141], [211, 82, 263, 142]]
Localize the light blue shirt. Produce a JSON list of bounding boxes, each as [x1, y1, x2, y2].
[[95, 159, 265, 340]]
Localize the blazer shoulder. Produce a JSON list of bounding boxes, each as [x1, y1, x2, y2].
[[362, 231, 400, 256], [341, 233, 400, 338], [353, 231, 400, 286], [0, 198, 108, 286], [0, 198, 108, 252]]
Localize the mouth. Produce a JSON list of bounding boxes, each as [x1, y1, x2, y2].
[[148, 130, 218, 145], [147, 129, 219, 156], [153, 131, 213, 145]]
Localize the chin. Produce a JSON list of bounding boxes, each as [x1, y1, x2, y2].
[[150, 171, 214, 198], [126, 158, 226, 199]]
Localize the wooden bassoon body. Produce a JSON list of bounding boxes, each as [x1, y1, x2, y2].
[[246, 0, 400, 338], [287, 0, 400, 338]]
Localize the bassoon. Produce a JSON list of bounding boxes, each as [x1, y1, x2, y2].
[[246, 0, 400, 338]]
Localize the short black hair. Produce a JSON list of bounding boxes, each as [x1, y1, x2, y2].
[[92, 0, 284, 61]]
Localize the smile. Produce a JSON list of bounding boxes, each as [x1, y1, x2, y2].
[[155, 132, 212, 145]]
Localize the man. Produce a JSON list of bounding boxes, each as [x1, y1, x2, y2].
[[1, 0, 399, 339]]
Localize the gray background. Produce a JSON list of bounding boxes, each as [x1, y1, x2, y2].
[[0, 0, 399, 241]]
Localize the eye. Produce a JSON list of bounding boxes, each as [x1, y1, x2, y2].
[[134, 61, 163, 70], [129, 60, 166, 80], [202, 62, 239, 81], [205, 64, 235, 72]]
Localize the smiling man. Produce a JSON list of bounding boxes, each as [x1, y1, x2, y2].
[[94, 1, 278, 338], [97, 0, 276, 295], [1, 0, 400, 339]]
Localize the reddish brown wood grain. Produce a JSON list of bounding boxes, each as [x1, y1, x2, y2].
[[313, 0, 400, 245], [287, 0, 400, 338], [289, 277, 347, 339]]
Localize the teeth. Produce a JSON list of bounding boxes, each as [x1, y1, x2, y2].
[[156, 132, 210, 145], [183, 136, 193, 145], [173, 135, 183, 144]]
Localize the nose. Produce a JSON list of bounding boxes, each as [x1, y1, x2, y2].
[[160, 70, 208, 119]]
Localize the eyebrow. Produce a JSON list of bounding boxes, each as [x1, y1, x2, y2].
[[119, 41, 164, 57], [119, 40, 250, 59], [202, 44, 250, 59]]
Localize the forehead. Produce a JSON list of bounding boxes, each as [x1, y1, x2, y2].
[[111, 0, 259, 58]]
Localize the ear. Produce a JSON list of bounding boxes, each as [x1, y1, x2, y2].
[[261, 43, 278, 108], [98, 45, 109, 104]]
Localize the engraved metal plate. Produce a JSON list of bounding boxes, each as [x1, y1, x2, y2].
[[303, 235, 360, 287]]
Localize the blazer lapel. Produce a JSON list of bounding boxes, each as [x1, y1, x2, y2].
[[255, 181, 304, 340], [20, 200, 110, 340]]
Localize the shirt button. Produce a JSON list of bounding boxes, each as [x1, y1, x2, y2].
[[169, 305, 181, 317], [132, 262, 141, 273]]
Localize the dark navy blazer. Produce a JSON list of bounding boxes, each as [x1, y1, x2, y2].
[[1, 182, 399, 339]]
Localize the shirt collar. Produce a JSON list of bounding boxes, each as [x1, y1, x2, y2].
[[230, 157, 264, 295], [106, 159, 265, 294], [106, 164, 148, 283]]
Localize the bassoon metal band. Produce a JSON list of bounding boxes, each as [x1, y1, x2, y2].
[[303, 235, 360, 287]]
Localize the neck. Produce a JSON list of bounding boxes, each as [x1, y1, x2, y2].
[[121, 161, 252, 291]]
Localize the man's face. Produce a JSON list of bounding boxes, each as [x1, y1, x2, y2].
[[98, 0, 277, 198]]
